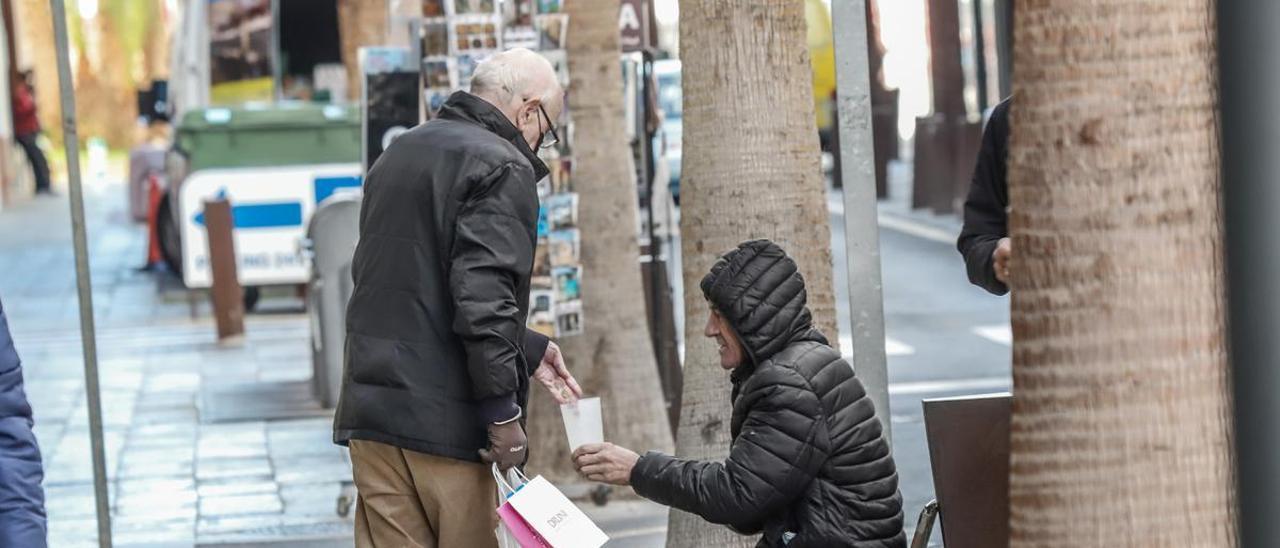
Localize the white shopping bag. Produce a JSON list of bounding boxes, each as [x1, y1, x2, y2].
[[494, 465, 532, 548], [507, 475, 609, 548], [559, 397, 603, 452]]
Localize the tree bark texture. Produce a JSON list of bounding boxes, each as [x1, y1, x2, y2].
[[668, 1, 837, 546], [337, 0, 389, 102], [524, 0, 674, 486], [1007, 1, 1236, 545]]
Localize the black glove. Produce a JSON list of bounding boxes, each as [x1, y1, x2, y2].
[[479, 420, 527, 471]]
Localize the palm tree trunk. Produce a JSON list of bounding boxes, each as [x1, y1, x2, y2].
[[1007, 1, 1236, 545], [667, 0, 838, 546], [524, 0, 673, 485]]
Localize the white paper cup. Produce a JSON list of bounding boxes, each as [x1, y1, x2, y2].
[[560, 397, 603, 451]]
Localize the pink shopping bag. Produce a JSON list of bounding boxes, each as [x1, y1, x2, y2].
[[495, 464, 549, 548], [497, 501, 552, 548]]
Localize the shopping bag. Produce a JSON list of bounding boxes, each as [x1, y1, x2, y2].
[[497, 502, 549, 548], [494, 465, 544, 548], [507, 475, 609, 548]]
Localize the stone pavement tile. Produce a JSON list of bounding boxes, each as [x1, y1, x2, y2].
[[101, 359, 148, 375], [278, 514, 354, 533], [197, 423, 268, 460], [279, 482, 346, 518], [143, 373, 202, 393], [25, 379, 82, 407], [116, 477, 196, 502], [44, 483, 101, 520], [196, 514, 285, 538], [116, 494, 197, 520], [198, 421, 267, 438], [117, 457, 194, 481], [124, 436, 195, 454], [112, 514, 196, 547], [266, 417, 332, 435], [67, 392, 139, 429], [273, 456, 349, 485], [199, 494, 284, 519], [252, 340, 310, 360], [48, 517, 102, 548], [258, 367, 311, 383], [267, 420, 343, 460], [197, 440, 268, 460], [196, 515, 353, 543], [119, 446, 195, 477], [127, 422, 197, 441], [197, 478, 279, 498], [131, 407, 198, 427], [46, 428, 127, 485], [132, 399, 196, 420], [196, 457, 273, 482], [146, 351, 208, 368]]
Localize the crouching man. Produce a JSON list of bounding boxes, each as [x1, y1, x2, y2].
[[574, 240, 905, 547]]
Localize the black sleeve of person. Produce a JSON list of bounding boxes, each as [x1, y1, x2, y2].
[[448, 161, 541, 424], [628, 367, 828, 532], [523, 328, 550, 377], [957, 98, 1012, 296]]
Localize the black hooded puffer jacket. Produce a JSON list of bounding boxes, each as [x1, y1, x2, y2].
[[630, 240, 905, 547]]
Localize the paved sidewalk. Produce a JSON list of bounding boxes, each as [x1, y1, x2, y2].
[[0, 185, 353, 547], [0, 183, 670, 547]]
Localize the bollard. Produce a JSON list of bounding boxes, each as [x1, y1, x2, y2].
[[204, 198, 246, 343]]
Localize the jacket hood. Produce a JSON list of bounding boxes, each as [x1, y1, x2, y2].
[[438, 91, 551, 181], [700, 240, 827, 371]]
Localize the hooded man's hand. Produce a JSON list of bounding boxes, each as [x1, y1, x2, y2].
[[573, 443, 640, 486], [479, 420, 527, 470]]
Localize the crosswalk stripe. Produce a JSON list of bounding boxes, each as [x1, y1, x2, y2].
[[839, 336, 916, 358], [888, 376, 1011, 396], [972, 324, 1012, 346]]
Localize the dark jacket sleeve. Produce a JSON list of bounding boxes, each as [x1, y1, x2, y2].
[[630, 368, 828, 532], [448, 161, 540, 424], [523, 329, 550, 377], [0, 298, 47, 547], [957, 99, 1011, 296]]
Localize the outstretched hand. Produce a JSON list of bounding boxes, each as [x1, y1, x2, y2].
[[573, 443, 639, 486], [534, 341, 583, 404]]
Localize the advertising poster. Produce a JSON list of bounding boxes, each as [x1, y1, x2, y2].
[[454, 0, 497, 15], [423, 0, 446, 17], [536, 14, 568, 50], [502, 0, 538, 49], [208, 0, 275, 104], [412, 0, 579, 334]]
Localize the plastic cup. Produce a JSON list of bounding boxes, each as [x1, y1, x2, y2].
[[560, 397, 603, 452]]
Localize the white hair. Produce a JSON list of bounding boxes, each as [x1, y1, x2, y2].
[[470, 48, 560, 105]]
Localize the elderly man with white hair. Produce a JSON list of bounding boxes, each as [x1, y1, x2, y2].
[[334, 48, 582, 548]]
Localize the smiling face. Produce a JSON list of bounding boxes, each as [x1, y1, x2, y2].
[[704, 307, 746, 370]]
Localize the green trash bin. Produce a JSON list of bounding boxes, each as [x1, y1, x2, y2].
[[176, 102, 362, 172]]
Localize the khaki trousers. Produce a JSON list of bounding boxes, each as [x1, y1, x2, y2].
[[349, 440, 498, 548]]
